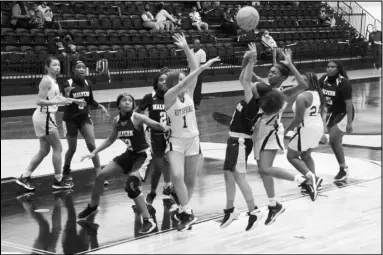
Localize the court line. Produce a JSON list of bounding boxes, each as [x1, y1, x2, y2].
[[79, 175, 382, 255], [1, 241, 48, 255]]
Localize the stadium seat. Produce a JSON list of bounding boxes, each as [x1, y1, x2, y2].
[[111, 15, 122, 29], [3, 31, 18, 45]]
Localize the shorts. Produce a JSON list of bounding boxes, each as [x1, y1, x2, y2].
[[253, 124, 284, 160], [63, 116, 93, 137], [166, 136, 201, 156], [150, 133, 167, 157], [113, 148, 152, 181], [326, 107, 355, 133], [288, 124, 324, 152], [223, 136, 253, 173], [32, 110, 58, 137]]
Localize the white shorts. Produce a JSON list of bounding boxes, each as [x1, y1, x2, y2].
[[166, 136, 201, 156], [253, 125, 285, 160], [32, 110, 58, 137], [288, 124, 324, 152]]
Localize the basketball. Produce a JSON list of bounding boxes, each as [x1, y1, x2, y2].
[[236, 6, 260, 32]]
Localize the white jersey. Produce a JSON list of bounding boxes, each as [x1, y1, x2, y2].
[[292, 90, 322, 128], [38, 75, 60, 113], [166, 93, 199, 138]]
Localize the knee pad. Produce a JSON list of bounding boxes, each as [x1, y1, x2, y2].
[[124, 176, 142, 199]]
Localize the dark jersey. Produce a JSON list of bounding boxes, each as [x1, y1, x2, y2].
[[229, 97, 262, 136], [116, 113, 149, 152], [62, 78, 99, 121], [319, 75, 352, 115], [138, 91, 167, 134]]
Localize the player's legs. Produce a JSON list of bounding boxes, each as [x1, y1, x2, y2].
[[233, 172, 255, 212], [63, 120, 78, 178], [184, 154, 200, 201], [167, 151, 187, 206], [224, 171, 236, 210], [328, 124, 349, 181], [287, 148, 312, 177], [79, 121, 101, 175], [300, 149, 316, 174]]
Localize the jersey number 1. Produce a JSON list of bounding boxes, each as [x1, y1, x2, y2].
[[182, 116, 188, 128]]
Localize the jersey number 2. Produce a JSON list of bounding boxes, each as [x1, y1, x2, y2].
[[122, 138, 133, 151], [309, 106, 317, 116], [160, 112, 167, 125]]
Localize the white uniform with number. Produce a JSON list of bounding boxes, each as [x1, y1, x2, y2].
[[166, 93, 200, 156], [289, 91, 324, 151], [32, 75, 60, 137]]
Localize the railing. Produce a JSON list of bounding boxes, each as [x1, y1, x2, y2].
[[326, 1, 381, 39]]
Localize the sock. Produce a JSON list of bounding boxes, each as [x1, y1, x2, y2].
[[294, 175, 306, 184], [225, 207, 234, 213], [55, 174, 63, 182], [63, 164, 71, 174], [269, 198, 277, 207], [305, 172, 315, 182], [164, 182, 172, 188], [181, 204, 192, 214], [22, 170, 32, 178], [340, 164, 347, 170]]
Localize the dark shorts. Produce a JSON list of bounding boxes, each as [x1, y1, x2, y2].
[[113, 148, 152, 181], [223, 136, 253, 173], [326, 105, 355, 128], [64, 116, 93, 137], [150, 133, 167, 157]]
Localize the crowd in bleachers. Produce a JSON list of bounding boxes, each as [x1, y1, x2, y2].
[[1, 1, 374, 78]]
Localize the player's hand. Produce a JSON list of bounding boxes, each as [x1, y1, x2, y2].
[[248, 42, 257, 53], [160, 123, 171, 133], [73, 99, 87, 107], [81, 152, 96, 162], [278, 48, 293, 66], [319, 133, 328, 144], [173, 33, 188, 49], [346, 123, 353, 134], [203, 56, 220, 69], [100, 105, 110, 118], [57, 97, 73, 106]]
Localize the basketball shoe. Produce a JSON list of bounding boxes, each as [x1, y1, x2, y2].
[[301, 176, 323, 194], [139, 218, 156, 234], [146, 191, 157, 204], [178, 211, 197, 232], [246, 207, 263, 231], [334, 167, 349, 182], [52, 177, 74, 190], [265, 202, 285, 226], [78, 204, 100, 221], [16, 175, 35, 191], [299, 179, 317, 201], [220, 207, 240, 228]]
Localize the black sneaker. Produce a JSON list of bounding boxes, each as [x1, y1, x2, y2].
[[147, 203, 157, 216], [139, 218, 156, 234], [220, 207, 240, 229], [300, 179, 317, 201], [170, 190, 180, 205], [334, 167, 349, 182], [146, 191, 157, 204], [172, 207, 182, 222], [15, 175, 36, 191], [77, 204, 99, 221], [163, 198, 176, 210], [301, 176, 323, 194], [246, 207, 263, 231], [162, 186, 173, 196], [178, 211, 197, 232], [104, 180, 109, 186], [52, 178, 74, 190], [265, 202, 285, 226]]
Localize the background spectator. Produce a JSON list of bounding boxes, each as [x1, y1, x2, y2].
[[369, 26, 382, 69], [189, 6, 209, 31], [37, 1, 57, 29], [28, 6, 44, 29], [221, 6, 237, 36], [189, 39, 206, 109], [11, 1, 32, 29], [319, 7, 331, 26], [141, 3, 163, 32], [156, 2, 177, 31]]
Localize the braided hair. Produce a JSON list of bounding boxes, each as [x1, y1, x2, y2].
[[305, 72, 325, 116]]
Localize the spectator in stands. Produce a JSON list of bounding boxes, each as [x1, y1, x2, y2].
[[190, 39, 206, 109], [28, 7, 45, 29], [11, 1, 33, 29], [221, 6, 237, 36], [261, 30, 277, 52], [318, 7, 331, 26], [189, 6, 209, 31], [141, 3, 163, 32], [37, 2, 57, 29], [369, 26, 382, 70], [156, 2, 177, 31]]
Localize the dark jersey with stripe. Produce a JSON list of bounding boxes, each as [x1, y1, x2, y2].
[[319, 75, 352, 115], [229, 97, 262, 136], [116, 113, 149, 152], [138, 91, 167, 134], [62, 78, 99, 121]]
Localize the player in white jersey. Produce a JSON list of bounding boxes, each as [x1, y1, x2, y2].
[[285, 72, 325, 199], [164, 33, 220, 231], [251, 48, 318, 226], [16, 56, 85, 192]]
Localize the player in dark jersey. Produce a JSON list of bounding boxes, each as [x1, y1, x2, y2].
[[77, 93, 170, 235], [221, 49, 268, 231], [319, 61, 354, 182], [61, 60, 110, 186], [136, 68, 176, 205]]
